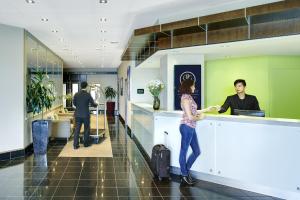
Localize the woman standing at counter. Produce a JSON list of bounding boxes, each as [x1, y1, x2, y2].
[[179, 79, 216, 185]]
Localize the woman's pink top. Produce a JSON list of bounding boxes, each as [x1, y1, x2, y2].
[[181, 94, 198, 128]]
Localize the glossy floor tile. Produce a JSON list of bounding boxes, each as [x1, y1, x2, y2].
[[0, 116, 283, 200]]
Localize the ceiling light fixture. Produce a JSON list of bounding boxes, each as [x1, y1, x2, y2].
[[26, 0, 35, 4], [41, 18, 48, 22], [52, 29, 58, 33], [100, 18, 107, 22], [99, 0, 108, 4], [100, 30, 107, 33]]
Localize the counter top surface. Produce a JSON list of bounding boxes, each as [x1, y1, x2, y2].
[[132, 103, 300, 127]]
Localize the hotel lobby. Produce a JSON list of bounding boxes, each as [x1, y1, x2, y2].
[[1, 0, 300, 199]]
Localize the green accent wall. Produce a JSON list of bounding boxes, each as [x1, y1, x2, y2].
[[205, 56, 300, 119]]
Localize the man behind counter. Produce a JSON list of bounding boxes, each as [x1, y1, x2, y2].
[[218, 79, 260, 115]]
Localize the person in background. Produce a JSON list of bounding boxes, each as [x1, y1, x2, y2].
[[179, 79, 218, 185], [218, 79, 260, 115], [73, 81, 98, 149]]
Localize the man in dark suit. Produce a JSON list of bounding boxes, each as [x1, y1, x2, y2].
[[218, 79, 260, 115], [73, 81, 98, 149]]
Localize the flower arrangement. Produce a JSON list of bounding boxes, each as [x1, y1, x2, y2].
[[147, 80, 165, 97]]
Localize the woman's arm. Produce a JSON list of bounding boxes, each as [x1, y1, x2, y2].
[[197, 106, 215, 114]]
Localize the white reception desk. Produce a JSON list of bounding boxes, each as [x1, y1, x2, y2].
[[131, 103, 300, 200]]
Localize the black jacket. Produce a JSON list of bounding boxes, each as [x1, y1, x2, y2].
[[218, 94, 260, 115], [73, 90, 97, 118]]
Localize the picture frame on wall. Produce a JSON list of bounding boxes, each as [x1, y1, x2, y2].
[[120, 77, 123, 96]]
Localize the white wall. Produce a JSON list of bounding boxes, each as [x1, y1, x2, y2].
[[0, 24, 25, 153], [118, 61, 130, 123], [131, 67, 160, 103], [87, 74, 118, 108]]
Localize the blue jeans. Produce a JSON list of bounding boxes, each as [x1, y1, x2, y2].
[[179, 124, 201, 176]]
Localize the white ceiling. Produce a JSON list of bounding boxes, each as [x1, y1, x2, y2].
[[0, 0, 281, 69], [138, 34, 300, 68]]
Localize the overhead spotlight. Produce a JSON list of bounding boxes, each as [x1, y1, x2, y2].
[[100, 18, 107, 22], [52, 29, 58, 33], [99, 0, 108, 3], [26, 0, 35, 4], [100, 30, 107, 33], [41, 18, 48, 22]]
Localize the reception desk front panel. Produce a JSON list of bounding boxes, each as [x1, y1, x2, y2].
[[131, 103, 300, 199]]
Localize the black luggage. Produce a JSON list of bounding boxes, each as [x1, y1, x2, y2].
[[151, 144, 171, 181]]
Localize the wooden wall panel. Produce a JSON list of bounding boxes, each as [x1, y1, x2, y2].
[[251, 18, 300, 39], [208, 26, 248, 44]]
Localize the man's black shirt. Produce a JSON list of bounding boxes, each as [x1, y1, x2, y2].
[[73, 90, 97, 118], [218, 94, 260, 115]]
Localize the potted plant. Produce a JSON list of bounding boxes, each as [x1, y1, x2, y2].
[[26, 69, 56, 155], [104, 86, 117, 115], [147, 80, 165, 110]]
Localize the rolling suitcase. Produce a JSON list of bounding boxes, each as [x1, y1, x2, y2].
[[151, 144, 171, 181]]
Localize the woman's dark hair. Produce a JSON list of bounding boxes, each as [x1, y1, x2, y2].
[[179, 79, 195, 94], [234, 79, 246, 86]]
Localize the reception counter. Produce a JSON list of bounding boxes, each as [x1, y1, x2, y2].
[[131, 103, 300, 199]]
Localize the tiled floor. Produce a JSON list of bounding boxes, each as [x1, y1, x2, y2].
[[0, 117, 283, 200]]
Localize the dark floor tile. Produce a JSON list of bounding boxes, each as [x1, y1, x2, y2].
[[75, 186, 98, 197], [31, 186, 57, 197], [117, 187, 140, 197], [96, 187, 118, 197], [53, 186, 77, 197], [138, 187, 162, 197], [62, 172, 81, 179], [58, 179, 79, 187], [80, 172, 98, 179], [39, 179, 60, 187]]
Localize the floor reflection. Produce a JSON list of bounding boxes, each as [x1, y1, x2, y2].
[[0, 116, 282, 200]]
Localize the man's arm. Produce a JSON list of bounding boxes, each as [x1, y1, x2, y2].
[[218, 96, 230, 113], [73, 94, 77, 107], [253, 96, 260, 110], [89, 95, 98, 107]]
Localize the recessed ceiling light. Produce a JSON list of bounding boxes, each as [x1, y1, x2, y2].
[[99, 0, 108, 4], [100, 30, 107, 33], [26, 0, 35, 4], [100, 18, 107, 22], [52, 29, 58, 33], [41, 18, 48, 22]]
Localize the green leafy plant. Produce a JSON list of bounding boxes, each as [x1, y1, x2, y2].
[[26, 69, 56, 119], [104, 86, 117, 101]]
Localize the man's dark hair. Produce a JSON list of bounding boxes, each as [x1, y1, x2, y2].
[[234, 79, 246, 87], [179, 79, 195, 94], [80, 81, 88, 89]]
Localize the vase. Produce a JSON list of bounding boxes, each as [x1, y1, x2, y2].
[[153, 96, 160, 110]]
